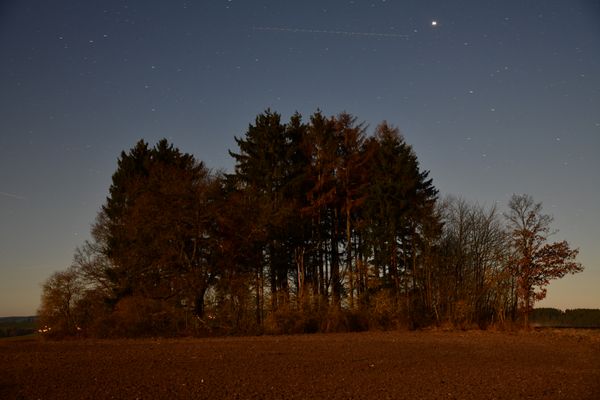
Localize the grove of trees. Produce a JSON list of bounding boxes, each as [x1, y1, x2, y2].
[[38, 110, 583, 337]]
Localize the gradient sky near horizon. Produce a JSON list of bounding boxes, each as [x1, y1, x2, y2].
[[1, 0, 599, 317]]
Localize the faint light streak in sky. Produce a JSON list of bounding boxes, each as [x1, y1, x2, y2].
[[252, 26, 409, 39], [0, 191, 26, 200]]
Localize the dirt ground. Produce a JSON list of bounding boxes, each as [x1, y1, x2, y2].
[[1, 330, 599, 399]]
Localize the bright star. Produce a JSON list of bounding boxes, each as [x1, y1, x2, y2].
[[431, 20, 438, 27]]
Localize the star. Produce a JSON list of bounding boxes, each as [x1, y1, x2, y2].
[[431, 20, 438, 27]]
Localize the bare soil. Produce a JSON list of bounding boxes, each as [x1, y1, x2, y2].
[[1, 330, 599, 399]]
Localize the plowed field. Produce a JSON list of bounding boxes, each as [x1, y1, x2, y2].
[[1, 330, 599, 399]]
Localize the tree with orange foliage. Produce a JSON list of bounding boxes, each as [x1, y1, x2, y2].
[[505, 194, 583, 328]]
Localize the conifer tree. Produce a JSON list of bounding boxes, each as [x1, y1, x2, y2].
[[229, 110, 298, 308], [364, 123, 439, 323]]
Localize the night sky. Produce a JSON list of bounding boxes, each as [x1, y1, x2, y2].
[[1, 0, 599, 317]]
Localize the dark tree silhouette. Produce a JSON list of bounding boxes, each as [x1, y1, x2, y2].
[[363, 122, 439, 326], [102, 139, 217, 318], [38, 112, 584, 337]]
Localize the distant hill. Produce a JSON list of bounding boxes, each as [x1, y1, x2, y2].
[[531, 308, 600, 328], [0, 316, 38, 338]]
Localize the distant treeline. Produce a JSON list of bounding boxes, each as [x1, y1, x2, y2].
[[0, 316, 38, 338], [531, 308, 600, 328], [37, 110, 582, 338]]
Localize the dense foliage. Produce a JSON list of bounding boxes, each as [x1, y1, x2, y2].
[[37, 110, 583, 337]]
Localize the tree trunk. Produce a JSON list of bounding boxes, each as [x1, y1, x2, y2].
[[523, 289, 531, 330], [331, 209, 341, 307], [194, 290, 206, 319], [346, 204, 354, 309], [255, 265, 262, 326]]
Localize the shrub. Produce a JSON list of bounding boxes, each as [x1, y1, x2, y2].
[[109, 296, 181, 337], [368, 290, 403, 330]]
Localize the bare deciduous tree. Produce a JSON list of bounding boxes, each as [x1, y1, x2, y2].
[[38, 267, 84, 337]]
